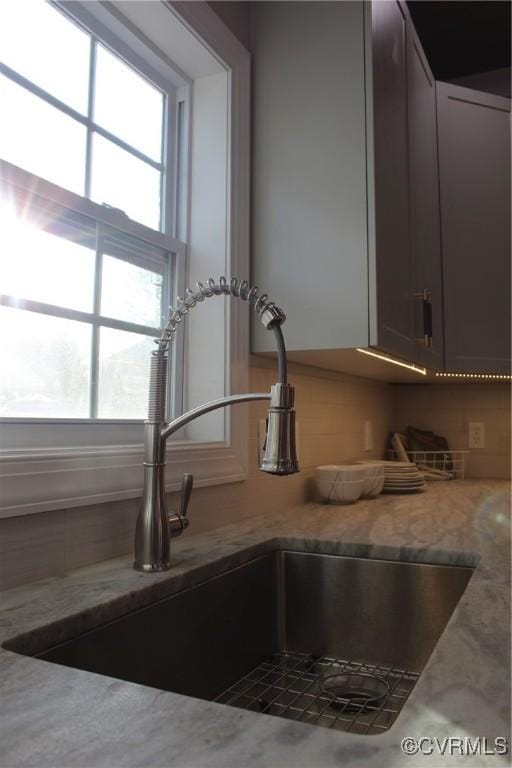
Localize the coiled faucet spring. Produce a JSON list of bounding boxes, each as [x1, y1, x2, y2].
[[155, 276, 286, 353]]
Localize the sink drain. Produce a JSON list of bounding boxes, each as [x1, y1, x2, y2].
[[320, 671, 390, 710]]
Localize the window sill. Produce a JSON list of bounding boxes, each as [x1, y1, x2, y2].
[[0, 439, 249, 518]]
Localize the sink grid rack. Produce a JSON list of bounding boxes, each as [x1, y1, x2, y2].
[[214, 650, 419, 736]]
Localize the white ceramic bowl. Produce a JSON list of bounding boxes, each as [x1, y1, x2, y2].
[[317, 477, 364, 504], [361, 473, 385, 498], [356, 463, 384, 496], [317, 464, 368, 483]]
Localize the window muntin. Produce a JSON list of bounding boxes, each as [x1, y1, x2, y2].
[[0, 0, 167, 230], [0, 182, 173, 420]]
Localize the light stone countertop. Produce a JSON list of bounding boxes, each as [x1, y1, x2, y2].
[[0, 480, 510, 768]]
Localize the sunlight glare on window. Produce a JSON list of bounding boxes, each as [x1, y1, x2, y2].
[[0, 192, 95, 312]]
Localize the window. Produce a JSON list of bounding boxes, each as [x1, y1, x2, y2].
[[0, 0, 250, 516], [0, 0, 183, 421]]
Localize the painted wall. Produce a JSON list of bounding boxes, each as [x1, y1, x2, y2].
[[207, 1, 251, 49], [447, 68, 511, 99]]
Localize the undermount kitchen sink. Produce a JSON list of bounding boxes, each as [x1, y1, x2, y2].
[[8, 551, 473, 736]]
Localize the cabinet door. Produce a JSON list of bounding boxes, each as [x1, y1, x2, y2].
[[372, 0, 415, 360], [250, 2, 369, 355], [437, 83, 511, 374], [406, 23, 444, 369]]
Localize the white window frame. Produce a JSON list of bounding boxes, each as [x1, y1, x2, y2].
[[0, 1, 251, 518]]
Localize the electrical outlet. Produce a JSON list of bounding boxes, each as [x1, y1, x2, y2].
[[363, 420, 373, 451], [468, 422, 485, 449]]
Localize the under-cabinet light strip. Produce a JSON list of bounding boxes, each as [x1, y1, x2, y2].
[[355, 348, 427, 376], [435, 372, 512, 380]]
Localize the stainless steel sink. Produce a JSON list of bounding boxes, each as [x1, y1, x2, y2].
[[16, 551, 473, 735]]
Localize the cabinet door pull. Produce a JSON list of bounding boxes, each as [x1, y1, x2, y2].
[[425, 294, 433, 347], [414, 289, 432, 348]]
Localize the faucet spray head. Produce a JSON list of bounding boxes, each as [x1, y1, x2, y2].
[[260, 383, 299, 475]]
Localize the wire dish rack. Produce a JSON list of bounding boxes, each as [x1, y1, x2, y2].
[[387, 450, 468, 480]]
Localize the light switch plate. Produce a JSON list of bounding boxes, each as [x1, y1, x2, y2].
[[363, 420, 373, 451]]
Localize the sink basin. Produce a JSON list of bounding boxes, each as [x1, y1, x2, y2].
[[10, 550, 472, 735]]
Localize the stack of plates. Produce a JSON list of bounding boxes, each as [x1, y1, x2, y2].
[[380, 461, 426, 493]]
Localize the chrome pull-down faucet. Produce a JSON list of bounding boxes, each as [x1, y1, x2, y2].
[[134, 277, 299, 572]]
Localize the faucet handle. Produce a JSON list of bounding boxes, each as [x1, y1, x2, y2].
[[180, 473, 193, 521], [168, 473, 193, 538]]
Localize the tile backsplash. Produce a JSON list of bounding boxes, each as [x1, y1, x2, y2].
[[0, 360, 394, 590], [394, 383, 511, 480], [1, 366, 510, 590]]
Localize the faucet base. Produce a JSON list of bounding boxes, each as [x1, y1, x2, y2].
[[133, 560, 171, 573]]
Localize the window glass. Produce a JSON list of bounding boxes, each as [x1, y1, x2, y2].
[[0, 76, 86, 194], [0, 0, 180, 425], [101, 255, 163, 328], [0, 192, 95, 312], [94, 43, 164, 161], [0, 0, 90, 114], [90, 133, 161, 229], [98, 328, 155, 418], [0, 305, 91, 417]]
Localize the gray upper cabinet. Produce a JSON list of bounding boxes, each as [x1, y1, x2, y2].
[[251, 1, 507, 378], [406, 19, 444, 369], [437, 83, 511, 374]]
